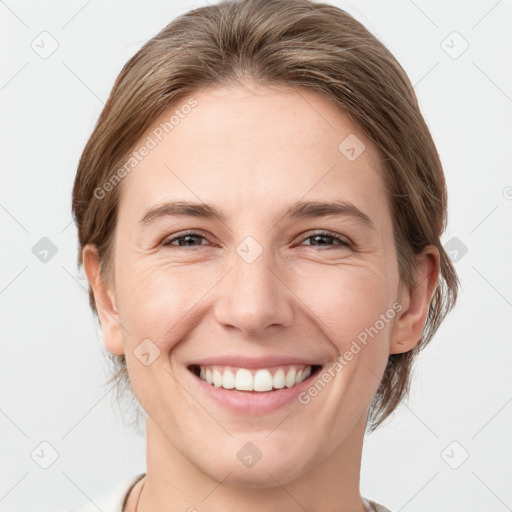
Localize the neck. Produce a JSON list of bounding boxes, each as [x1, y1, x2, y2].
[[136, 414, 368, 512]]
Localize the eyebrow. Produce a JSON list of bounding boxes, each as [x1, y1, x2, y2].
[[138, 199, 375, 230]]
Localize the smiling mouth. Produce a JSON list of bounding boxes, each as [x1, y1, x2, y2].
[[188, 364, 322, 392]]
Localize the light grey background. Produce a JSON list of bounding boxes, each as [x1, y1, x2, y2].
[[1, 0, 511, 510]]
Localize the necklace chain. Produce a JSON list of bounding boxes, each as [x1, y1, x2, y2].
[[133, 477, 372, 512], [134, 479, 145, 512]]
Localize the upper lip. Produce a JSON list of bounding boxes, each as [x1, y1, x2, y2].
[[187, 355, 323, 369]]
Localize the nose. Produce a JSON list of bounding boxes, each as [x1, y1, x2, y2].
[[214, 246, 294, 337]]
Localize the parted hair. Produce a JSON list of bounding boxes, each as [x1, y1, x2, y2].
[[72, 0, 458, 431]]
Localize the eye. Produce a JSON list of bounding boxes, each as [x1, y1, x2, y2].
[[161, 230, 352, 249], [299, 230, 352, 249], [161, 230, 210, 248]]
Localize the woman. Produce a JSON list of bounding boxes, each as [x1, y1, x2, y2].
[[69, 0, 458, 510]]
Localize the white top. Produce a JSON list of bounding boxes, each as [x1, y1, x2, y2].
[[63, 473, 393, 512]]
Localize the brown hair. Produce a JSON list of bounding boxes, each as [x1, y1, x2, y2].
[[72, 0, 458, 431]]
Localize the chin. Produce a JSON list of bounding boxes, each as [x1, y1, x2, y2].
[[188, 434, 318, 489], [203, 456, 310, 489]]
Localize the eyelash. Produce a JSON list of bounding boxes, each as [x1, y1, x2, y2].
[[161, 230, 352, 249]]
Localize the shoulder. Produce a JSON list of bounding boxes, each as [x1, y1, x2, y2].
[[363, 497, 395, 512], [59, 473, 146, 512]]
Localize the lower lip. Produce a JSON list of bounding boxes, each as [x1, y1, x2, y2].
[[188, 367, 320, 414]]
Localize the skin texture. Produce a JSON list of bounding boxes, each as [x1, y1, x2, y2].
[[83, 80, 439, 512]]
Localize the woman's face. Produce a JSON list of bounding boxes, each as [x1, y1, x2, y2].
[[88, 81, 429, 487]]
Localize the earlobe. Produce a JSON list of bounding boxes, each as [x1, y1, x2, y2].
[[82, 244, 125, 356], [390, 245, 440, 355]]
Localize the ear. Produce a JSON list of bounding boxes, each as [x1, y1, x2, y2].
[[82, 244, 124, 356], [390, 245, 440, 355]]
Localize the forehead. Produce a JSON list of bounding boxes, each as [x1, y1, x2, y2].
[[117, 82, 390, 229]]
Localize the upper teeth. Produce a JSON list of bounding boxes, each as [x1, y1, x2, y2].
[[197, 365, 312, 392]]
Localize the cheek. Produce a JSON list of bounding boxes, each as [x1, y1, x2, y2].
[[301, 264, 399, 397], [116, 257, 216, 347], [293, 260, 397, 342]]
